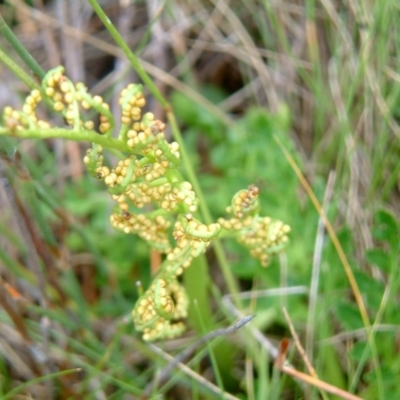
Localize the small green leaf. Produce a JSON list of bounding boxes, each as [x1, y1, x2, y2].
[[334, 300, 364, 330], [349, 341, 371, 362], [366, 248, 391, 272], [353, 270, 384, 312], [372, 209, 399, 249]]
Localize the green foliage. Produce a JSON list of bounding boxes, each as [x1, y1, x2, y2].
[[0, 0, 399, 398]]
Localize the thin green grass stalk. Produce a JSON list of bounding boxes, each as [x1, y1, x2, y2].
[[2, 368, 80, 400], [328, 58, 357, 188], [193, 301, 225, 396], [62, 270, 91, 330], [354, 0, 400, 209], [274, 134, 369, 321], [8, 144, 121, 291], [184, 256, 214, 332], [135, 0, 166, 56], [244, 351, 255, 400], [67, 357, 143, 396], [168, 113, 241, 304], [380, 146, 400, 201], [28, 304, 85, 332], [269, 364, 283, 400], [107, 389, 127, 400], [261, 23, 292, 72], [0, 12, 45, 79], [256, 346, 269, 400], [349, 346, 371, 394], [0, 223, 25, 253], [353, 4, 385, 396], [261, 0, 339, 173], [383, 241, 400, 323], [274, 134, 383, 397], [24, 197, 110, 313], [22, 182, 57, 245], [350, 233, 398, 394], [191, 360, 200, 400], [305, 0, 333, 146], [0, 356, 8, 397], [149, 353, 166, 398], [87, 0, 241, 305], [78, 320, 131, 395], [306, 172, 335, 391], [317, 284, 346, 390], [0, 246, 33, 280], [34, 303, 105, 359], [31, 180, 109, 274], [158, 345, 225, 398], [87, 0, 167, 108], [26, 318, 146, 394], [0, 47, 41, 91], [349, 284, 393, 393]]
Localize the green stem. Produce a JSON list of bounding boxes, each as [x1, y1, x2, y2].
[[87, 0, 167, 108], [167, 112, 241, 305], [0, 47, 42, 91], [2, 368, 80, 400], [0, 12, 45, 79], [0, 127, 131, 152]]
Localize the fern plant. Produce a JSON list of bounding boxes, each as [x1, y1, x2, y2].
[[0, 65, 290, 341]]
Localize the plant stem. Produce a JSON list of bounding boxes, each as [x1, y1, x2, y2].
[[273, 133, 383, 398], [0, 12, 45, 79], [0, 127, 131, 152], [2, 368, 81, 400], [0, 47, 42, 91], [87, 0, 167, 108], [167, 112, 241, 305]]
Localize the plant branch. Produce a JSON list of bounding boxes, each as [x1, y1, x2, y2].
[[0, 11, 45, 79], [0, 47, 42, 91], [166, 111, 241, 305], [87, 0, 167, 108], [0, 127, 131, 152], [144, 315, 255, 396]]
